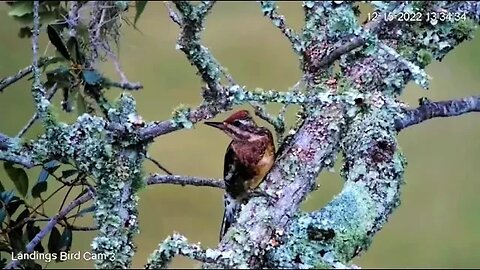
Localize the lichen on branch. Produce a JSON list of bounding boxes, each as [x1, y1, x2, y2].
[[268, 106, 406, 268]]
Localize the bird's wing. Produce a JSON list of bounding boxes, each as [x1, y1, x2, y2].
[[219, 193, 241, 241], [219, 142, 243, 241]]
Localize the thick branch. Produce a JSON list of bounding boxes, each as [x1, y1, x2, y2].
[[0, 134, 35, 168], [138, 103, 221, 140], [395, 96, 480, 131], [268, 108, 405, 268]]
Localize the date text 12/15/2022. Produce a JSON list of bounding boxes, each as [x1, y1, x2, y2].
[[11, 251, 115, 263], [367, 10, 467, 25]]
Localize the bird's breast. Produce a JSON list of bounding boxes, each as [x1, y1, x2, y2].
[[245, 144, 275, 190]]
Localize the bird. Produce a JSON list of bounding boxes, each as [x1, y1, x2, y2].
[[204, 109, 276, 241]]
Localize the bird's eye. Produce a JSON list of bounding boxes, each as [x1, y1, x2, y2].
[[232, 120, 242, 127]]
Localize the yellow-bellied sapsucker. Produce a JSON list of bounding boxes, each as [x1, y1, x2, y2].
[[205, 110, 276, 241]]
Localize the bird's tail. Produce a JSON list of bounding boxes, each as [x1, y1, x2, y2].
[[219, 193, 241, 241]]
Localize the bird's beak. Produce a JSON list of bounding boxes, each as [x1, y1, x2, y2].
[[204, 121, 225, 130]]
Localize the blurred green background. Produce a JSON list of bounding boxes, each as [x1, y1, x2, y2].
[[0, 2, 479, 268]]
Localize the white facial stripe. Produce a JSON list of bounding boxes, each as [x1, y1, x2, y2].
[[238, 119, 250, 126], [226, 124, 251, 138], [225, 123, 265, 142]]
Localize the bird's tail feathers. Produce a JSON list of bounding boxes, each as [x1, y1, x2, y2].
[[219, 194, 241, 241]]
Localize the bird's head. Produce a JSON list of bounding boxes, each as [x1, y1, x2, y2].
[[204, 110, 265, 142]]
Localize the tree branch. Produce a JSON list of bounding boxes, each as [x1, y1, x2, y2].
[[0, 134, 35, 167], [146, 174, 224, 189], [268, 107, 404, 268], [311, 3, 402, 71], [259, 1, 302, 54], [146, 156, 173, 175], [16, 84, 59, 138], [395, 96, 480, 131], [0, 57, 54, 93], [67, 1, 80, 37], [145, 233, 219, 269], [164, 1, 182, 26], [102, 43, 143, 90]]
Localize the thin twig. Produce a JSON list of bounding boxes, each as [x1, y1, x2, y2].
[[4, 190, 94, 270], [259, 1, 302, 53], [164, 1, 182, 26], [250, 102, 285, 141], [16, 83, 58, 138], [102, 43, 143, 90], [16, 217, 98, 231], [0, 57, 54, 92], [32, 1, 42, 88], [146, 156, 173, 175], [147, 174, 225, 189], [5, 183, 67, 234], [67, 1, 80, 38]]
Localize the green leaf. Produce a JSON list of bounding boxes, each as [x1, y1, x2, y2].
[[26, 222, 45, 253], [7, 225, 25, 253], [47, 25, 71, 61], [18, 26, 33, 39], [59, 227, 73, 254], [83, 70, 103, 85], [31, 182, 48, 198], [66, 36, 85, 65], [0, 241, 12, 253], [8, 1, 33, 17], [5, 196, 24, 217], [45, 66, 73, 89], [0, 191, 14, 205], [37, 160, 60, 183], [76, 92, 87, 116], [48, 226, 62, 255], [134, 1, 148, 26], [3, 162, 29, 198], [0, 178, 5, 193], [41, 56, 68, 72], [63, 86, 80, 113], [61, 169, 78, 180], [15, 208, 29, 225], [11, 9, 58, 25], [0, 206, 6, 224]]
